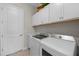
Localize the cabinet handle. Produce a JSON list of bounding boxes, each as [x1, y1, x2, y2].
[[59, 17, 63, 19]]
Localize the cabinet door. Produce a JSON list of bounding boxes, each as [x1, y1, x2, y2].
[[30, 38, 40, 56], [64, 3, 79, 20], [32, 4, 49, 26], [38, 4, 49, 25], [50, 3, 63, 23], [32, 12, 41, 26]]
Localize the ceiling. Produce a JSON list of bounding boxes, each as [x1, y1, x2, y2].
[[30, 3, 39, 8]]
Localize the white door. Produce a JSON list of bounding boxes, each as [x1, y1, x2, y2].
[[2, 5, 24, 55]]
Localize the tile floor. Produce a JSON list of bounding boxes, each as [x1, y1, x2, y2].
[[7, 49, 30, 56]]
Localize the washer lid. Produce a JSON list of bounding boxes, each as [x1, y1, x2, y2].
[[51, 34, 75, 42], [41, 37, 76, 56]]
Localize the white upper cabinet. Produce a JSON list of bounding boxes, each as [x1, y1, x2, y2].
[[32, 12, 41, 26], [49, 3, 63, 23], [38, 4, 49, 24], [32, 3, 79, 26], [32, 4, 50, 26], [63, 3, 79, 20]]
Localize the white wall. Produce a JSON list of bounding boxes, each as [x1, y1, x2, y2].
[[23, 4, 36, 49], [34, 20, 79, 55], [34, 20, 79, 37], [34, 20, 79, 45]]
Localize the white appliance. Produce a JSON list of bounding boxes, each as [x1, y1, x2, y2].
[[30, 34, 77, 56], [40, 35, 77, 56], [30, 33, 49, 56]]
